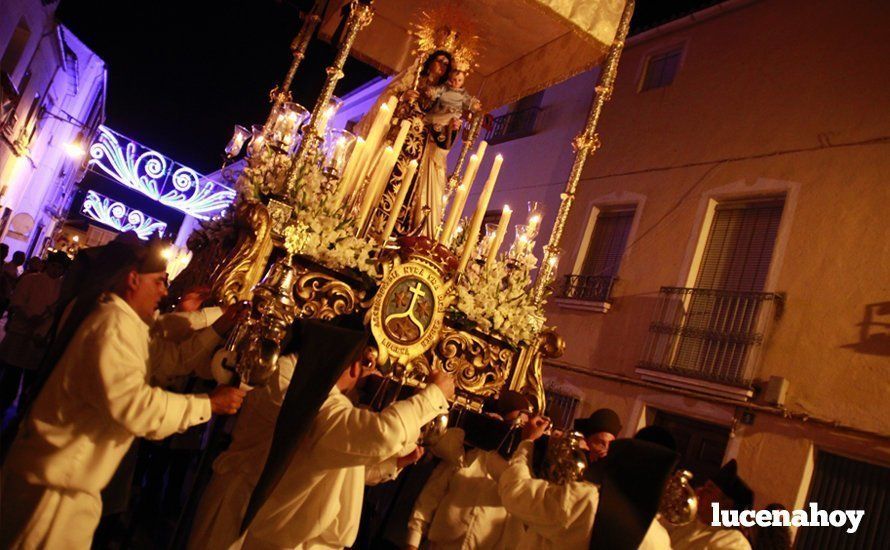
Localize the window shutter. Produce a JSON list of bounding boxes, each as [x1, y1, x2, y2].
[[797, 452, 890, 549], [695, 199, 784, 292], [581, 209, 635, 278]]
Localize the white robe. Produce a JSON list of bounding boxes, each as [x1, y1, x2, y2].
[[498, 440, 599, 550], [407, 447, 521, 549], [241, 384, 450, 549], [664, 518, 751, 550], [188, 354, 298, 550], [1, 294, 220, 549]]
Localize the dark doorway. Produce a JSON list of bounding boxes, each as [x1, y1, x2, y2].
[[652, 409, 730, 485]]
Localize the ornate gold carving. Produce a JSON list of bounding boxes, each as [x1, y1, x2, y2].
[[211, 200, 273, 305], [370, 250, 454, 366], [294, 269, 368, 321], [435, 325, 515, 398], [508, 327, 564, 413]]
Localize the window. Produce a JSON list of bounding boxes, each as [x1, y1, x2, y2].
[[640, 46, 683, 91], [543, 389, 580, 431], [797, 452, 890, 549], [695, 198, 784, 292], [638, 198, 785, 388], [1, 18, 32, 83], [560, 207, 634, 303], [484, 91, 543, 144], [651, 410, 730, 485], [581, 208, 635, 279]]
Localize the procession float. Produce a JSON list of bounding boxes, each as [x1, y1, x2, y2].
[[171, 0, 696, 517]]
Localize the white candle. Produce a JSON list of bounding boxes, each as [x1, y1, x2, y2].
[[439, 182, 469, 245], [458, 154, 504, 273], [355, 98, 397, 190], [527, 214, 541, 238], [335, 137, 364, 206], [380, 159, 418, 245], [391, 119, 411, 158], [440, 152, 480, 245], [487, 205, 512, 265], [475, 140, 488, 165], [357, 146, 395, 231]]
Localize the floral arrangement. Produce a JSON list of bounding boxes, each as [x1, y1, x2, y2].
[[186, 208, 237, 252], [453, 257, 544, 347], [280, 160, 377, 278]]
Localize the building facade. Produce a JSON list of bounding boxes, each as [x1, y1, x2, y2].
[[335, 0, 889, 544], [0, 0, 106, 257]]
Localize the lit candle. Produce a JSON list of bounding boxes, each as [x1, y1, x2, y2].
[[475, 140, 488, 165], [335, 137, 364, 206], [356, 146, 394, 231], [527, 214, 541, 238], [440, 152, 481, 245], [486, 205, 512, 265], [458, 154, 504, 273], [355, 98, 397, 188], [439, 181, 468, 245], [380, 159, 418, 245], [391, 119, 411, 158]]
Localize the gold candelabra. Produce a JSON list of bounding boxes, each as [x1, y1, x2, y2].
[[286, 0, 375, 196], [531, 0, 635, 305]]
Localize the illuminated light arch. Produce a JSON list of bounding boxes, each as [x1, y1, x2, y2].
[[88, 126, 235, 219], [81, 190, 168, 240]]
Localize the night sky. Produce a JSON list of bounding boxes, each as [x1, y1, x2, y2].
[[56, 0, 722, 174]]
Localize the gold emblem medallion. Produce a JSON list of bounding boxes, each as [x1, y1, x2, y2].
[[370, 256, 452, 366]]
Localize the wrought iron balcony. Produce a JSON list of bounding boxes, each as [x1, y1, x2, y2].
[[637, 286, 784, 389], [1, 71, 21, 138], [558, 274, 617, 303], [484, 106, 541, 144]]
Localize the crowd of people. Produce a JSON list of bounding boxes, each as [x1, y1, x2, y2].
[[0, 235, 792, 550]]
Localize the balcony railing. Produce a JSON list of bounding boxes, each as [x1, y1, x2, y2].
[[559, 274, 617, 303], [1, 71, 21, 139], [638, 286, 783, 388], [484, 106, 541, 144]]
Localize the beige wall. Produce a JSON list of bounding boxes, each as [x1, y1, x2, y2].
[[487, 0, 890, 515]]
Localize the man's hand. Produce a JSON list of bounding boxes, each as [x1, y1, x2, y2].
[[522, 415, 550, 442], [397, 447, 425, 469], [428, 369, 455, 400], [212, 301, 251, 337], [209, 385, 247, 415], [449, 117, 462, 131]]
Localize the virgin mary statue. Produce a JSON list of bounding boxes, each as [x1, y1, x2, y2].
[[355, 50, 459, 239]]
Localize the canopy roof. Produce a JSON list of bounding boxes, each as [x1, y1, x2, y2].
[[320, 0, 626, 110]]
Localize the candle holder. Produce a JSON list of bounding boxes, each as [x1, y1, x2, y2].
[[476, 223, 499, 260], [225, 125, 251, 158], [270, 102, 310, 153], [247, 124, 267, 158], [321, 128, 357, 179], [526, 201, 545, 240], [508, 224, 532, 262]]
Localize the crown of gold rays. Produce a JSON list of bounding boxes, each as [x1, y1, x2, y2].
[[410, 3, 480, 73]]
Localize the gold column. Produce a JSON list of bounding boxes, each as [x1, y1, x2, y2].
[[286, 0, 374, 196], [261, 2, 323, 136], [531, 0, 635, 305], [447, 114, 484, 193]]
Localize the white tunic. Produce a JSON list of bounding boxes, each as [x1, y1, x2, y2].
[[1, 294, 220, 548], [407, 447, 521, 549], [188, 354, 298, 550], [498, 440, 599, 550], [242, 384, 450, 549], [665, 518, 751, 550]]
